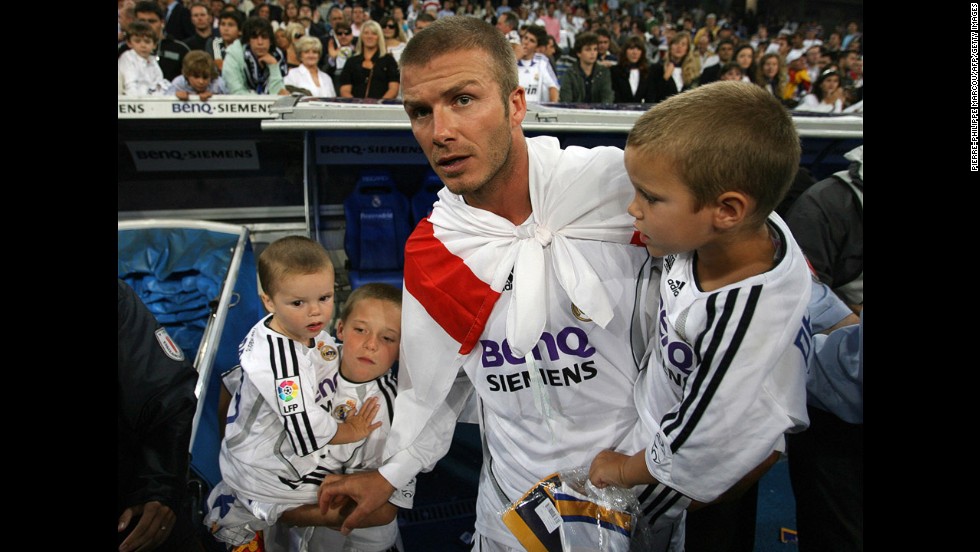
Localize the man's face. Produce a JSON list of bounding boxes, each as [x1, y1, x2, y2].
[[520, 33, 538, 60], [191, 6, 212, 31], [495, 17, 511, 34], [577, 43, 598, 65], [805, 47, 819, 65], [401, 49, 526, 205], [716, 42, 734, 62], [135, 10, 164, 40], [335, 27, 353, 45], [210, 0, 225, 16], [249, 33, 271, 56], [352, 6, 365, 23], [329, 9, 344, 26], [596, 35, 610, 54]]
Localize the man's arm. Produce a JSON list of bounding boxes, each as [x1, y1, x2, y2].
[[117, 280, 198, 549]]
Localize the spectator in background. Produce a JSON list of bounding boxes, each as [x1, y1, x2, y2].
[[162, 0, 195, 41], [249, 0, 283, 22], [649, 30, 699, 104], [119, 0, 136, 46], [414, 11, 436, 32], [183, 2, 215, 51], [559, 31, 614, 104], [782, 50, 811, 107], [733, 43, 757, 83], [209, 0, 227, 33], [611, 35, 656, 103], [717, 60, 744, 81], [698, 37, 734, 85], [496, 9, 521, 44], [338, 20, 400, 99], [284, 35, 337, 96], [380, 14, 408, 64], [117, 280, 202, 552], [222, 15, 289, 94], [350, 2, 368, 37], [755, 52, 788, 101], [118, 21, 171, 95], [794, 67, 845, 113], [594, 27, 618, 68], [324, 20, 357, 87], [841, 21, 861, 51], [207, 8, 244, 71], [298, 2, 328, 39], [166, 50, 227, 100], [119, 1, 190, 82], [517, 25, 560, 102]]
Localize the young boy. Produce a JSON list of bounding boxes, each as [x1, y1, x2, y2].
[[166, 50, 227, 100], [204, 236, 388, 546], [117, 20, 171, 96], [284, 283, 411, 552], [209, 7, 245, 71], [588, 81, 813, 543]]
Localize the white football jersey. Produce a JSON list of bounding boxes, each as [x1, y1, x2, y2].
[[219, 314, 344, 504], [635, 214, 812, 505]]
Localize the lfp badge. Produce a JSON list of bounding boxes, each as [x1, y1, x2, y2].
[[275, 378, 306, 415]]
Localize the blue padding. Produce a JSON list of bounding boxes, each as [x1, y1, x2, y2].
[[412, 170, 444, 226], [118, 227, 238, 359], [343, 170, 412, 273], [190, 241, 264, 489]]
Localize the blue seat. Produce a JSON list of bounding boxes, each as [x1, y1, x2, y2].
[[411, 170, 444, 226], [343, 170, 412, 290]]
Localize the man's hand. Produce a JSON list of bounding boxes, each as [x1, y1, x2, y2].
[[117, 501, 176, 552], [318, 471, 395, 535]]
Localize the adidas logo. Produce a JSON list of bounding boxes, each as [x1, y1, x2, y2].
[[668, 279, 686, 296]]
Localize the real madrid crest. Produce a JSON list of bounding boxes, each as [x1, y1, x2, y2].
[[320, 344, 338, 362], [333, 400, 355, 421], [571, 303, 592, 322]]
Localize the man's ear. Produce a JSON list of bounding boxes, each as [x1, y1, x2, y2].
[[713, 191, 752, 230]]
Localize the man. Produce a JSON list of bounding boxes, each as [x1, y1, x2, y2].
[[559, 31, 613, 103], [183, 2, 215, 51], [161, 0, 195, 41], [209, 0, 227, 33], [594, 27, 617, 68], [316, 15, 671, 551], [516, 25, 559, 102], [413, 11, 435, 32], [118, 280, 201, 552], [119, 1, 190, 81], [699, 37, 735, 85], [350, 2, 367, 37], [495, 9, 520, 45]]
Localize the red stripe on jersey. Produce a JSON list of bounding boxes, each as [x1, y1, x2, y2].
[[404, 219, 501, 355]]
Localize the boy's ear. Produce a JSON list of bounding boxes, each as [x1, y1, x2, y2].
[[260, 292, 275, 314], [713, 191, 752, 230], [334, 319, 345, 341]]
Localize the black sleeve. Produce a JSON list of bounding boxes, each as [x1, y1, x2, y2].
[[117, 280, 198, 513]]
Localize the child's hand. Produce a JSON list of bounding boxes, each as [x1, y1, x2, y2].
[[199, 90, 213, 101], [175, 90, 190, 101], [588, 449, 630, 489], [343, 396, 381, 440]]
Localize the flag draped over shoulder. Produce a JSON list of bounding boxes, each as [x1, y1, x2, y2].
[[384, 136, 639, 465]]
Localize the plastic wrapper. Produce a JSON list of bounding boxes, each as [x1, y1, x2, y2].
[[499, 467, 652, 552]]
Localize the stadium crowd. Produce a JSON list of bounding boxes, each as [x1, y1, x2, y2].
[[118, 0, 863, 112]]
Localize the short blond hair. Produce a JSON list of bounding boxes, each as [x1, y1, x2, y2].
[[626, 81, 800, 226], [293, 35, 322, 56]]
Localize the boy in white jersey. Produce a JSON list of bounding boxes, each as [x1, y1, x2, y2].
[[290, 283, 412, 552], [205, 236, 390, 547], [589, 81, 813, 543]]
